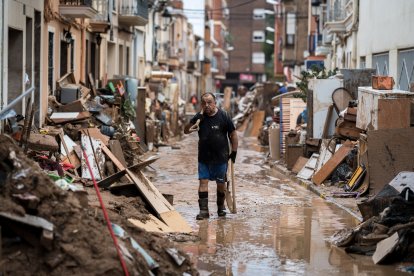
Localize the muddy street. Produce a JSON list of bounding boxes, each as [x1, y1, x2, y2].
[[152, 134, 406, 275]]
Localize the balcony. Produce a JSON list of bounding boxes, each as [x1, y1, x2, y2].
[[89, 0, 110, 33], [119, 0, 149, 26], [59, 0, 99, 19], [324, 0, 354, 34]]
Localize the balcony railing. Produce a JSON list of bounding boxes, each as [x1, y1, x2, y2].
[[119, 0, 149, 26], [324, 0, 353, 33], [89, 0, 110, 32], [59, 0, 98, 18]]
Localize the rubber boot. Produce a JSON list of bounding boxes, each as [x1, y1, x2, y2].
[[217, 191, 226, 217], [196, 198, 209, 220]]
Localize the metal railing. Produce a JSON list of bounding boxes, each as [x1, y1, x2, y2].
[[119, 0, 148, 19], [0, 87, 35, 118]]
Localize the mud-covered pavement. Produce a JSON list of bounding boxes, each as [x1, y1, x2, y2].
[[152, 133, 407, 275]]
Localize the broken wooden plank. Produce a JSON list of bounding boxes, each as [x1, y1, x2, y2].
[[50, 111, 91, 124], [59, 132, 79, 177], [81, 133, 105, 180], [109, 140, 127, 166], [372, 232, 399, 264], [0, 212, 53, 231], [87, 128, 110, 146], [244, 110, 265, 138], [312, 141, 354, 185], [27, 134, 59, 152], [297, 153, 319, 180], [97, 169, 127, 189], [101, 144, 192, 232], [291, 157, 309, 174], [128, 156, 159, 172], [128, 216, 173, 233]]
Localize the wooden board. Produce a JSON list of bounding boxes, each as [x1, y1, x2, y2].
[[109, 140, 127, 166], [128, 156, 159, 171], [50, 111, 91, 124], [244, 110, 265, 137], [285, 144, 303, 170], [377, 98, 411, 129], [222, 87, 232, 112], [87, 128, 110, 146], [159, 211, 192, 233], [128, 216, 173, 233], [81, 134, 104, 180], [372, 232, 399, 264], [315, 139, 335, 173], [367, 128, 414, 196], [312, 141, 354, 185], [101, 144, 192, 232], [292, 157, 309, 174], [297, 153, 319, 180]]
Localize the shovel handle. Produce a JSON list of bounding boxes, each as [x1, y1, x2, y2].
[[230, 161, 236, 213]]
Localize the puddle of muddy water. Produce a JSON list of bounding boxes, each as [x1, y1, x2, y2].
[[155, 136, 408, 275], [176, 196, 407, 276]]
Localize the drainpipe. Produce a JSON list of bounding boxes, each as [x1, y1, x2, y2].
[[351, 0, 359, 68]]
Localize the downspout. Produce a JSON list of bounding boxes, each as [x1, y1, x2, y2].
[[351, 0, 359, 68]]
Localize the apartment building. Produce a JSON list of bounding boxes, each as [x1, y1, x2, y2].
[[225, 0, 274, 89]]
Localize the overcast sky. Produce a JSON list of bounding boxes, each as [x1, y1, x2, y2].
[[182, 0, 205, 38]]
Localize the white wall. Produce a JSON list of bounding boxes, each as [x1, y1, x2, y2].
[[357, 0, 414, 79]]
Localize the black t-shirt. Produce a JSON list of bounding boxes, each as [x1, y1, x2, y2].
[[190, 109, 236, 164]]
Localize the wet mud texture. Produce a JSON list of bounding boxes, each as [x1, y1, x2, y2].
[[0, 135, 197, 276], [152, 134, 408, 275]]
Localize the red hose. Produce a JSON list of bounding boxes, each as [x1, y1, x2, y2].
[[82, 147, 130, 276]]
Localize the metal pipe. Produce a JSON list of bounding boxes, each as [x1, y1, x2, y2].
[[0, 87, 35, 117]]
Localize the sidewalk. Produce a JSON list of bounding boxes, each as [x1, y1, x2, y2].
[[270, 161, 363, 222]]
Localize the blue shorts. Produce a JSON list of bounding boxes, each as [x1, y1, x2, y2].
[[198, 162, 227, 183]]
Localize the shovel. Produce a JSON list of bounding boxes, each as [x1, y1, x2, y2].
[[225, 160, 237, 214]]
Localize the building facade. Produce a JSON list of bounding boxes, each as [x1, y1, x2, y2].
[[226, 0, 272, 89]]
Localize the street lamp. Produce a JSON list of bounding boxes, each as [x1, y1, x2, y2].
[[266, 26, 275, 33], [265, 39, 274, 45]]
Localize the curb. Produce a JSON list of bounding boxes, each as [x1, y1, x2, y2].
[[270, 162, 363, 222]]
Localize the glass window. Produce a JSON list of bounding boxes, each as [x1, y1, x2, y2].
[[397, 49, 414, 90], [253, 9, 266, 20], [252, 52, 265, 64], [286, 12, 296, 46], [252, 31, 265, 42]]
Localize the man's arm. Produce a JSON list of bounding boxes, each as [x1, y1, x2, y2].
[[184, 112, 203, 134], [184, 121, 194, 134], [229, 130, 238, 152], [228, 130, 238, 163]]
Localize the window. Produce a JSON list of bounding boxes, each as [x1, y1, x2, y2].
[[252, 31, 265, 42], [372, 52, 389, 75], [286, 12, 296, 46], [253, 9, 266, 20], [360, 56, 366, 69], [397, 49, 414, 91], [252, 52, 265, 64]]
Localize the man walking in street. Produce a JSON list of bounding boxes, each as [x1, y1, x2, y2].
[[184, 92, 238, 220]]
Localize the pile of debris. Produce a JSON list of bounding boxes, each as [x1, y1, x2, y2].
[[329, 172, 414, 266], [0, 135, 197, 275], [0, 72, 197, 274]]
